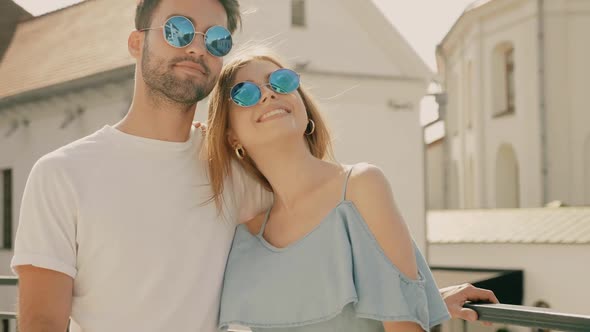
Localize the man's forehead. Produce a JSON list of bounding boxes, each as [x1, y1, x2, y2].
[[154, 0, 227, 27]]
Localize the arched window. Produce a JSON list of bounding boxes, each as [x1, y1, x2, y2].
[[495, 144, 520, 208], [465, 157, 475, 208], [449, 161, 460, 209], [492, 42, 515, 117]]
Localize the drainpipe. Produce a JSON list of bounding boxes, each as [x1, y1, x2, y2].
[[422, 102, 429, 261], [435, 45, 450, 210], [477, 19, 488, 208], [537, 0, 549, 205]]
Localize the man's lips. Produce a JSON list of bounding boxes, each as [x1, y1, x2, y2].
[[174, 61, 206, 75]]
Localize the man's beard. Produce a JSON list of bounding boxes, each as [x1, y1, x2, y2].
[[141, 43, 216, 106]]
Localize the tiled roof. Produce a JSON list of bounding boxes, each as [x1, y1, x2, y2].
[[428, 208, 590, 244], [463, 0, 494, 13], [0, 0, 135, 100], [0, 0, 432, 103]]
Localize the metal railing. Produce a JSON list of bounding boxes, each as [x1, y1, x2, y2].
[[465, 302, 590, 332], [0, 276, 17, 332], [2, 276, 590, 331]]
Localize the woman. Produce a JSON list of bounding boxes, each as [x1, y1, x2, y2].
[[205, 50, 451, 332]]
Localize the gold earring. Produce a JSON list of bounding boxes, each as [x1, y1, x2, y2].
[[305, 119, 315, 135], [234, 144, 246, 160]]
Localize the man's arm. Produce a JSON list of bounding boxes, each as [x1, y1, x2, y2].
[[440, 283, 499, 323], [16, 265, 73, 332]]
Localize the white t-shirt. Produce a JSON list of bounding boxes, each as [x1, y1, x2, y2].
[[11, 125, 271, 332]]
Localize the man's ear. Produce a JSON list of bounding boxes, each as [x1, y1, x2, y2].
[[128, 30, 143, 59]]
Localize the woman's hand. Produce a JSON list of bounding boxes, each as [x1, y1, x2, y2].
[[440, 283, 499, 325], [193, 122, 207, 136]]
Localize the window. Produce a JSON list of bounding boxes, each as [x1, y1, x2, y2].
[[447, 74, 459, 136], [449, 161, 460, 209], [505, 48, 515, 113], [291, 0, 306, 27], [465, 61, 473, 129], [492, 42, 515, 117], [1, 169, 12, 249], [495, 144, 520, 208]]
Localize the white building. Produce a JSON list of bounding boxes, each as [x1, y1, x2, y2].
[[0, 0, 433, 322], [430, 0, 590, 210], [428, 1, 590, 331]]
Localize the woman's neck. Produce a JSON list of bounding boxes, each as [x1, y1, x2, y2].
[[247, 139, 335, 213]]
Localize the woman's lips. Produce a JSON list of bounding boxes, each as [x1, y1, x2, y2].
[[258, 108, 291, 122]]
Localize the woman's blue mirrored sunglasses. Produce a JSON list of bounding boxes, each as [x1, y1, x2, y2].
[[230, 69, 301, 107], [139, 16, 232, 57]]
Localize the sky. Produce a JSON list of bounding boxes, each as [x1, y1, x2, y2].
[[13, 0, 475, 71]]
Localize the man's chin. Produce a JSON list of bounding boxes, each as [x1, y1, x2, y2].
[[172, 89, 208, 104]]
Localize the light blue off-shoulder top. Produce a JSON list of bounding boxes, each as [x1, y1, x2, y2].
[[219, 166, 450, 331]]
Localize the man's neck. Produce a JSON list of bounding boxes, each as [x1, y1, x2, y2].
[[115, 88, 197, 143]]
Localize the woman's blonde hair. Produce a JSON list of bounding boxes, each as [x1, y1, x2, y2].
[[206, 50, 334, 214]]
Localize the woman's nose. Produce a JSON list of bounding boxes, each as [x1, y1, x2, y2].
[[260, 85, 277, 104]]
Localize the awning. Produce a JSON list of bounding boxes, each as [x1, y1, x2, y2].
[[431, 267, 524, 305]]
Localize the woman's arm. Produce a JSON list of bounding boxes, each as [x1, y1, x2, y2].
[[347, 164, 424, 332]]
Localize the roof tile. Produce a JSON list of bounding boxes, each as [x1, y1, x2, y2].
[[428, 208, 590, 244], [0, 0, 135, 99]]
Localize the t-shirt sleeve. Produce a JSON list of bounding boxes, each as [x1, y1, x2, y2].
[[11, 155, 78, 279], [222, 160, 273, 224]]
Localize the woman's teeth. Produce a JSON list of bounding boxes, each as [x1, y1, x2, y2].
[[260, 109, 288, 121]]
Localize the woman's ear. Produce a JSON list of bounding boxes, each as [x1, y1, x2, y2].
[[226, 130, 240, 148], [128, 30, 143, 59]]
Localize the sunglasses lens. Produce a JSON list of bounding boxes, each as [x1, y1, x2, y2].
[[269, 69, 300, 94], [231, 82, 261, 107], [164, 16, 195, 48], [205, 26, 233, 57]]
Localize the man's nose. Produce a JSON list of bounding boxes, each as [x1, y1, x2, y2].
[[184, 33, 207, 57]]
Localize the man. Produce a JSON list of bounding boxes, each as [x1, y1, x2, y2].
[[11, 0, 497, 331]]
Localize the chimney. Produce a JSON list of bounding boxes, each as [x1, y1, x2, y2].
[[0, 0, 33, 61]]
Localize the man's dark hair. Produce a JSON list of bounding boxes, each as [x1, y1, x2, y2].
[[135, 0, 241, 33]]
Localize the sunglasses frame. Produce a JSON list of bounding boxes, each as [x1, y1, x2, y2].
[[230, 69, 301, 107], [139, 15, 232, 57]]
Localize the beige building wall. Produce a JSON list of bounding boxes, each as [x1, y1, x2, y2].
[[545, 0, 590, 206]]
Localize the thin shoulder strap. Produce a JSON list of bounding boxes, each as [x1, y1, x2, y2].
[[341, 164, 356, 201], [257, 205, 273, 237]]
